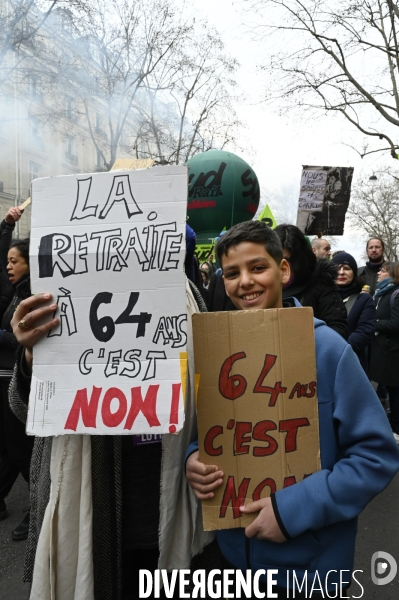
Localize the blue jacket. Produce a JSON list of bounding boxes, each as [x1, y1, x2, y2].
[[188, 314, 399, 593]]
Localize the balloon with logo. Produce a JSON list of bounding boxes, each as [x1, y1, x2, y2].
[[187, 150, 260, 249]]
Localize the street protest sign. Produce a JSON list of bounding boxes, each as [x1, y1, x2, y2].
[[296, 165, 354, 235], [27, 166, 188, 436], [257, 204, 277, 229], [192, 308, 321, 531], [111, 158, 155, 170], [297, 167, 328, 213]]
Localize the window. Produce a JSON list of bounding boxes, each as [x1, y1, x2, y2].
[[29, 119, 43, 147], [90, 43, 102, 65], [28, 76, 43, 102], [65, 135, 77, 162], [120, 129, 128, 146], [28, 76, 38, 99], [95, 112, 103, 133], [65, 96, 74, 120], [139, 141, 147, 159], [61, 15, 73, 35], [22, 20, 33, 37], [96, 149, 104, 170], [29, 161, 41, 183]]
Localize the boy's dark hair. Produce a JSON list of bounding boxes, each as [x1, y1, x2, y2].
[[10, 238, 30, 267], [274, 224, 316, 284], [216, 220, 283, 265], [366, 237, 385, 251]]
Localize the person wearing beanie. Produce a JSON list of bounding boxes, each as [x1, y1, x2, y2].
[[332, 251, 376, 373]]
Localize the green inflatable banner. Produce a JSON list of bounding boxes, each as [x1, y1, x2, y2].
[[187, 150, 260, 244]]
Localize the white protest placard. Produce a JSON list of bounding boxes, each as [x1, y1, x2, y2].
[[298, 167, 328, 212], [27, 166, 188, 436]]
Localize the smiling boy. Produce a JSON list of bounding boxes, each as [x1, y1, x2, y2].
[[186, 220, 399, 599]]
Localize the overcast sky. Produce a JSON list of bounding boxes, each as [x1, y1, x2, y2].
[[192, 0, 395, 263]]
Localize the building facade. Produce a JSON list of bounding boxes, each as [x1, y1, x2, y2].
[[0, 4, 152, 238]]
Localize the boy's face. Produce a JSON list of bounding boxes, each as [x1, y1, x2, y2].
[[221, 242, 290, 310]]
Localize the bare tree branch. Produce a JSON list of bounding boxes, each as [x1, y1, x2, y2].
[[349, 171, 399, 260], [250, 0, 399, 158]]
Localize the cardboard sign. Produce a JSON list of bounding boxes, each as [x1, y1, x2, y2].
[[111, 158, 155, 171], [27, 166, 188, 436], [192, 308, 321, 531], [298, 168, 328, 212], [296, 166, 354, 235], [20, 197, 31, 210]]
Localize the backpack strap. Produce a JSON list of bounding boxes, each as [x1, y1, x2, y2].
[[390, 288, 399, 308], [344, 293, 360, 315]]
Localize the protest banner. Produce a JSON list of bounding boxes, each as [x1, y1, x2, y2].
[[27, 166, 188, 436], [296, 165, 354, 235], [192, 308, 321, 531]]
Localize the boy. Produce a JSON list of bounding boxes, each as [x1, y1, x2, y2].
[[186, 220, 399, 598]]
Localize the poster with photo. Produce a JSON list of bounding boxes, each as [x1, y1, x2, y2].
[[296, 166, 354, 235]]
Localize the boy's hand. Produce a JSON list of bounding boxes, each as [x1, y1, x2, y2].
[[186, 451, 224, 500], [240, 498, 286, 543]]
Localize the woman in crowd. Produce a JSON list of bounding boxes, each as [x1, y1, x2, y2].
[[369, 262, 399, 444], [274, 224, 348, 338], [200, 266, 211, 291], [200, 261, 213, 276], [9, 284, 212, 600], [331, 252, 376, 373], [0, 233, 33, 540]]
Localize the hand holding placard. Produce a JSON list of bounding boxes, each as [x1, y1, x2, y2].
[[240, 498, 286, 543], [186, 450, 224, 500], [11, 293, 60, 371]]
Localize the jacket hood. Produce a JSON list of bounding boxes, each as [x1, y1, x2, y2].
[[285, 296, 326, 330], [310, 258, 339, 285], [283, 259, 338, 299], [14, 272, 31, 298]]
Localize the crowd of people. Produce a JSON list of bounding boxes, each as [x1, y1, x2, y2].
[[0, 209, 399, 600]]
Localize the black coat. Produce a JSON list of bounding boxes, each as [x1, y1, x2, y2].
[[0, 273, 31, 370], [0, 219, 15, 322], [358, 262, 383, 296], [346, 293, 376, 372], [283, 259, 348, 339], [369, 285, 399, 386]]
